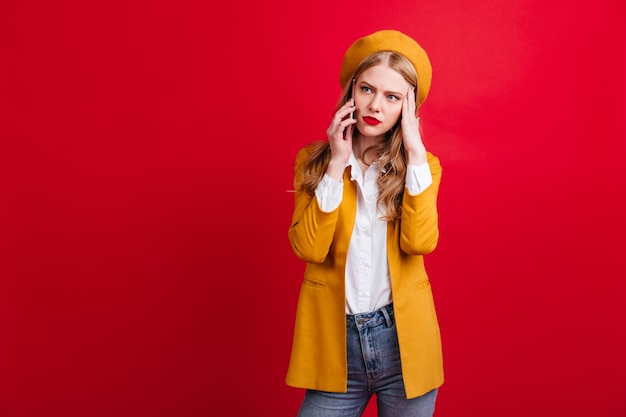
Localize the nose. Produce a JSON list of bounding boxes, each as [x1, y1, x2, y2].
[[368, 93, 383, 113]]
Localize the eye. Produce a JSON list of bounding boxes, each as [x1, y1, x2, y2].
[[361, 86, 372, 93], [388, 95, 400, 101]]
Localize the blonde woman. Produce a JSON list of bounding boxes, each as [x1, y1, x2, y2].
[[287, 30, 444, 417]]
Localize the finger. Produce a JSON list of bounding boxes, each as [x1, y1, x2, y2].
[[345, 124, 353, 140], [340, 99, 356, 118], [340, 116, 357, 131], [402, 92, 411, 117], [403, 93, 415, 122], [330, 117, 355, 141], [406, 88, 414, 113]]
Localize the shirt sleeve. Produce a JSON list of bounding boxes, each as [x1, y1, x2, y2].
[[405, 162, 433, 196], [314, 173, 343, 212]]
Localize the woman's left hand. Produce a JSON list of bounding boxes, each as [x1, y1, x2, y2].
[[401, 87, 427, 166]]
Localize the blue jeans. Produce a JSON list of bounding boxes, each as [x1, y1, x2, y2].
[[297, 304, 438, 417]]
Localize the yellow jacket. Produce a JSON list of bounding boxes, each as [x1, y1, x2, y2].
[[286, 144, 444, 399]]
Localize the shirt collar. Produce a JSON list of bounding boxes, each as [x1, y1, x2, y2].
[[346, 150, 386, 182], [346, 151, 360, 182]]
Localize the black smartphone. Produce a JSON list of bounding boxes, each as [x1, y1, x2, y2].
[[345, 78, 356, 138], [344, 78, 356, 138], [349, 78, 356, 120]]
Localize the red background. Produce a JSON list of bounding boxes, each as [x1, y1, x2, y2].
[[1, 1, 625, 416]]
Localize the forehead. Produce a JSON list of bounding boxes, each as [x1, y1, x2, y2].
[[358, 64, 409, 92]]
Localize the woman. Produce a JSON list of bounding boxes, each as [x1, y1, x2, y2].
[[286, 29, 444, 417]]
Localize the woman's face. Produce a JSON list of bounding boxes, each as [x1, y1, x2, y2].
[[353, 64, 410, 140]]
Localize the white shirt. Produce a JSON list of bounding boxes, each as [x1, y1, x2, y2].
[[315, 151, 433, 314]]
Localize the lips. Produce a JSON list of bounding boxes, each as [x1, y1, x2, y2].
[[363, 116, 381, 126]]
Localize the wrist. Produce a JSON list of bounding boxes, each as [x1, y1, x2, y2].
[[326, 159, 347, 181], [407, 147, 427, 166]]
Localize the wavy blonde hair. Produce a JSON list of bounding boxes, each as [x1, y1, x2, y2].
[[298, 51, 420, 222]]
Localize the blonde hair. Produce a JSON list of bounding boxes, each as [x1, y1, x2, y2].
[[298, 51, 420, 222]]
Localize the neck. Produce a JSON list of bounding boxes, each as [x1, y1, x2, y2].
[[353, 134, 385, 163]]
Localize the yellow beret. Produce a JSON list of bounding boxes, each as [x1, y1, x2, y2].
[[339, 29, 432, 106]]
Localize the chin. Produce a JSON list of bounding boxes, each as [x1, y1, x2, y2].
[[361, 125, 389, 138]]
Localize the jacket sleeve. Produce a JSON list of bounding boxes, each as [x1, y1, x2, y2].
[[399, 152, 442, 255], [288, 146, 340, 264]]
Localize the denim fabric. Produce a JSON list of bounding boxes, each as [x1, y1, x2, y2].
[[297, 304, 438, 417]]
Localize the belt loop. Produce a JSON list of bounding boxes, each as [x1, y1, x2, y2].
[[381, 304, 393, 328]]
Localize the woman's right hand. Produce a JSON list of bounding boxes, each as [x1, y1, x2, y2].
[[325, 99, 356, 179]]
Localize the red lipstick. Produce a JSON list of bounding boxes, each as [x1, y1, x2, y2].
[[363, 116, 381, 126]]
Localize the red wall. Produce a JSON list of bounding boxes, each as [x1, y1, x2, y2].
[[2, 1, 625, 416]]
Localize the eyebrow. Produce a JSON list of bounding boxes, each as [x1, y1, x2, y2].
[[359, 80, 404, 97]]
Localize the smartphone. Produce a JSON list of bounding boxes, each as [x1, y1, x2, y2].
[[345, 78, 356, 138], [349, 78, 356, 120]]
